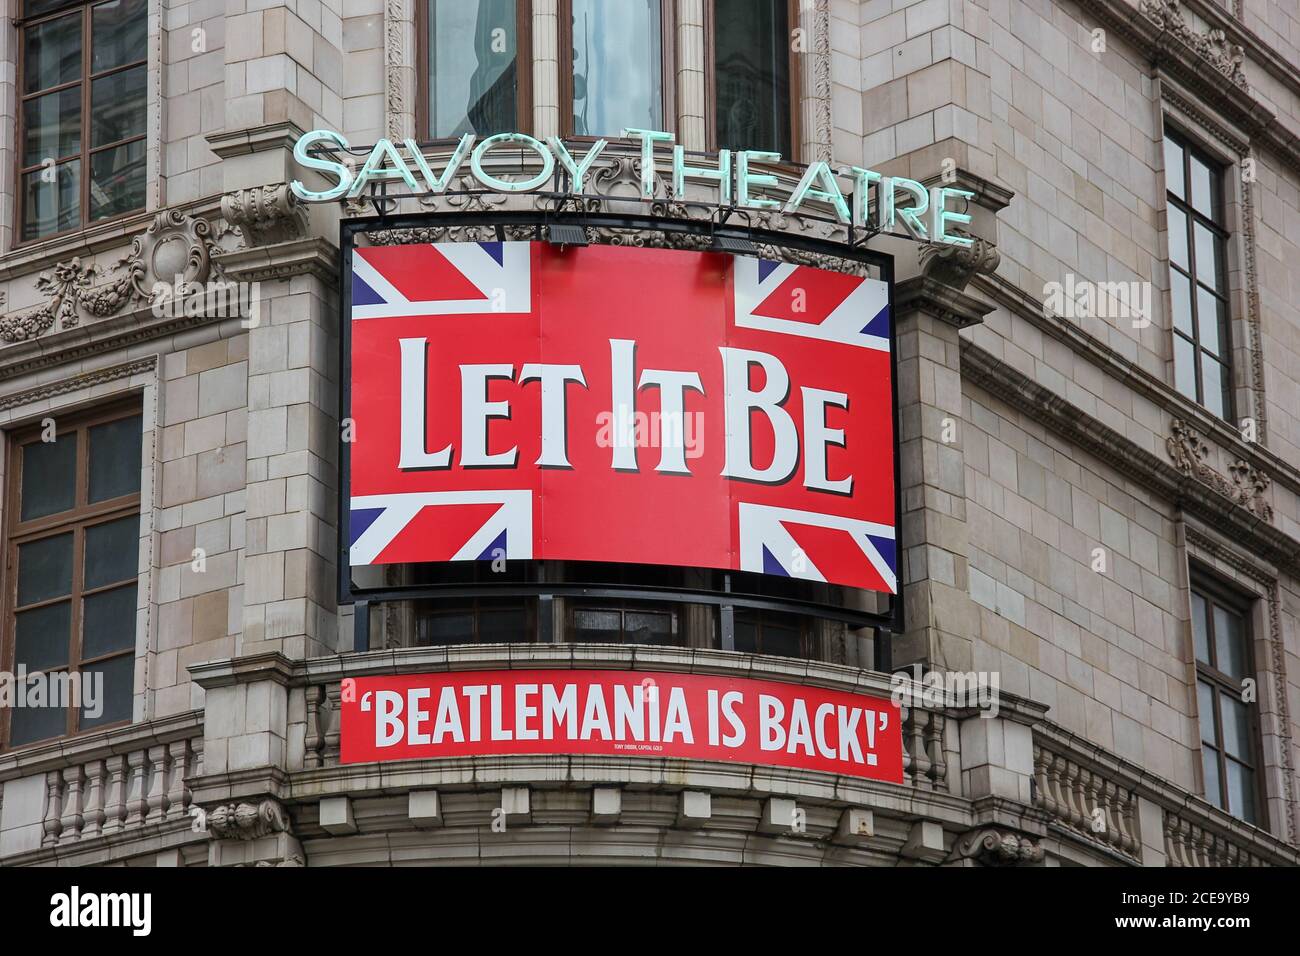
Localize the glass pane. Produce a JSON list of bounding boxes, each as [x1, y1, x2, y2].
[[761, 624, 800, 658], [89, 139, 147, 221], [1194, 222, 1220, 291], [734, 618, 758, 653], [91, 63, 145, 145], [87, 414, 142, 502], [625, 611, 673, 645], [1201, 745, 1222, 807], [1225, 760, 1256, 825], [17, 532, 74, 606], [1201, 354, 1226, 419], [23, 11, 81, 93], [27, 0, 81, 16], [1163, 137, 1184, 199], [8, 676, 69, 746], [1214, 604, 1247, 680], [428, 0, 518, 138], [84, 515, 140, 590], [1190, 153, 1216, 219], [22, 86, 81, 166], [1196, 286, 1224, 355], [15, 601, 71, 671], [1196, 680, 1216, 744], [1191, 592, 1209, 663], [21, 159, 80, 240], [478, 607, 528, 642], [19, 436, 76, 521], [80, 653, 134, 729], [571, 0, 663, 136], [573, 608, 622, 642], [417, 611, 473, 645], [715, 0, 791, 156], [1173, 333, 1197, 400], [1220, 692, 1251, 761], [82, 584, 138, 659], [1166, 205, 1188, 271], [1169, 269, 1193, 337], [92, 0, 148, 73]]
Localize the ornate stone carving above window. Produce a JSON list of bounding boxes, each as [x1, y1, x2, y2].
[[0, 210, 220, 345], [1140, 0, 1249, 91], [1167, 418, 1273, 521]]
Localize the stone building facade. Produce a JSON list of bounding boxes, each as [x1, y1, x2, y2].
[[0, 0, 1298, 867]]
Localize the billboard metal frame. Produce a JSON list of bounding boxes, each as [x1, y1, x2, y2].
[[337, 210, 902, 658]]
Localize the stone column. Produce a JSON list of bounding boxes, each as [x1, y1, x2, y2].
[[675, 0, 707, 151]]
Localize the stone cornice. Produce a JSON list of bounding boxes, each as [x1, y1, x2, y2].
[[1088, 0, 1300, 173], [0, 357, 156, 413], [971, 272, 1300, 500], [214, 236, 339, 285], [961, 340, 1300, 570]]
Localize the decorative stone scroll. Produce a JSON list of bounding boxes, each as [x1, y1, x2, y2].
[[0, 210, 220, 344], [206, 799, 291, 841]]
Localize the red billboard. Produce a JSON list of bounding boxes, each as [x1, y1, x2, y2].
[[340, 670, 904, 783], [346, 241, 896, 594]]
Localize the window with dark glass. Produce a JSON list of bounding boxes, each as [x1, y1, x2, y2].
[[734, 608, 810, 659], [419, 0, 532, 138], [3, 404, 142, 750], [569, 602, 678, 646], [1163, 132, 1232, 420], [414, 597, 533, 645], [1191, 582, 1262, 825], [711, 0, 796, 157], [17, 0, 147, 241], [561, 0, 669, 136]]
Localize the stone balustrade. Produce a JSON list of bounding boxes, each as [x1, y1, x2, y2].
[[0, 712, 203, 863]]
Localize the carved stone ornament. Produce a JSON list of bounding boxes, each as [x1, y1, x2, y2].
[[1139, 0, 1250, 91], [919, 236, 1001, 289], [0, 210, 219, 344], [221, 183, 309, 246], [206, 799, 290, 841], [954, 828, 1045, 865], [1166, 419, 1273, 521]]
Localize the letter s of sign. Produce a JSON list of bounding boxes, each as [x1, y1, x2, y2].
[[291, 129, 354, 202]]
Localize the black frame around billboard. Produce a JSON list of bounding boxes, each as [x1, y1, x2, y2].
[[337, 210, 902, 652]]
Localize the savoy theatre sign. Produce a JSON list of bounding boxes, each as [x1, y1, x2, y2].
[[291, 127, 976, 246]]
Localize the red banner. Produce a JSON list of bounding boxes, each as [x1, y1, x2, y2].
[[347, 241, 896, 593], [340, 670, 904, 783]]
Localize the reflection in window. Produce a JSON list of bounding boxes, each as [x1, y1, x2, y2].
[[714, 0, 792, 156], [1164, 132, 1231, 420], [426, 0, 521, 138], [18, 0, 148, 240], [569, 603, 678, 646], [1191, 584, 1261, 826], [569, 0, 663, 135]]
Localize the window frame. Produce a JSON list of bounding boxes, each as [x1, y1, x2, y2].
[[1190, 576, 1266, 827], [704, 0, 801, 162], [414, 595, 536, 645], [733, 607, 812, 659], [1163, 128, 1234, 421], [415, 0, 535, 141], [566, 600, 681, 646], [15, 0, 149, 246], [558, 0, 677, 140], [0, 398, 142, 752]]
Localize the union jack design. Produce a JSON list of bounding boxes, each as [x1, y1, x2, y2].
[[351, 241, 531, 319], [346, 241, 898, 595], [733, 255, 891, 351]]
